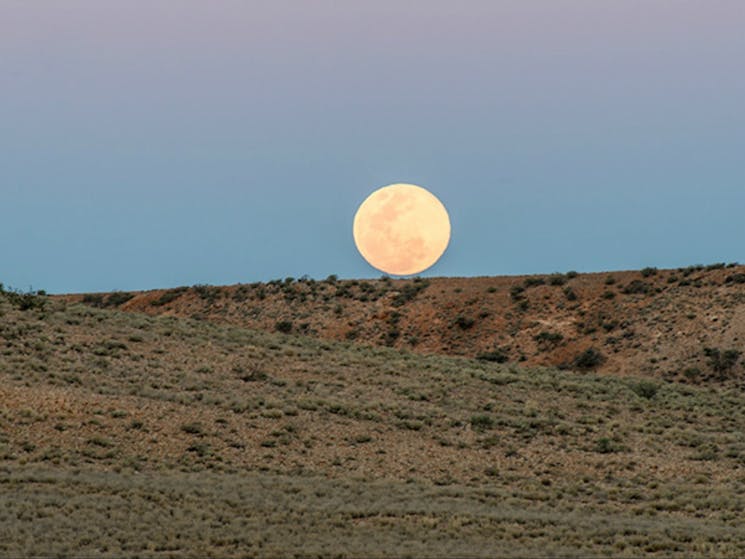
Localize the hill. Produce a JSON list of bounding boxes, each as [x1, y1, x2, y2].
[[3, 286, 745, 556], [66, 263, 745, 383]]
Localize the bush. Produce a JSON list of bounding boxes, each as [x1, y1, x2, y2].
[[534, 331, 563, 344], [622, 280, 652, 295], [470, 415, 495, 431], [572, 348, 605, 369], [563, 287, 577, 301], [275, 320, 293, 334], [631, 381, 658, 399], [510, 285, 525, 301], [641, 267, 658, 277], [193, 284, 221, 303], [152, 287, 188, 307], [523, 277, 545, 288], [548, 274, 567, 286], [476, 349, 509, 363], [106, 292, 134, 307], [454, 315, 475, 330], [704, 347, 741, 378], [391, 280, 429, 307], [725, 273, 745, 284], [1, 286, 46, 311], [595, 437, 621, 454]]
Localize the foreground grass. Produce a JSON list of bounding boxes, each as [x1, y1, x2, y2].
[[1, 295, 745, 556]]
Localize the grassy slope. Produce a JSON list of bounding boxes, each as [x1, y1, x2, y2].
[[2, 294, 745, 557], [65, 264, 745, 381]]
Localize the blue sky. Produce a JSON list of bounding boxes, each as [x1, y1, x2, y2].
[[2, 1, 744, 293]]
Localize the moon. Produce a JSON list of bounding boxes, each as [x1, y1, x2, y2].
[[353, 183, 451, 276]]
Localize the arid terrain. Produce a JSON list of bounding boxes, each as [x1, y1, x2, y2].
[[68, 262, 745, 382], [1, 265, 745, 557]]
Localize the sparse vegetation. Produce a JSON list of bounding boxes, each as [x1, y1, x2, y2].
[[3, 290, 745, 557]]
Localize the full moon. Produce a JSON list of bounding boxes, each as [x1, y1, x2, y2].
[[353, 183, 451, 276]]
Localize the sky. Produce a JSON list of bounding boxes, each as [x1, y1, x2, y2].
[[2, 0, 744, 294]]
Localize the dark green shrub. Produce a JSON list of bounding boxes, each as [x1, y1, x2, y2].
[[548, 274, 567, 286], [595, 437, 621, 454], [631, 381, 658, 399], [454, 315, 475, 330], [470, 415, 495, 431], [391, 280, 429, 307], [523, 277, 545, 288], [2, 287, 46, 311], [476, 349, 509, 363], [152, 287, 188, 306], [106, 292, 134, 307], [564, 287, 577, 301], [193, 284, 221, 303], [641, 267, 658, 277], [181, 422, 204, 435], [573, 348, 605, 369], [704, 347, 741, 378], [510, 285, 525, 301], [534, 331, 563, 344], [725, 273, 745, 284], [275, 320, 293, 334], [623, 280, 651, 295]]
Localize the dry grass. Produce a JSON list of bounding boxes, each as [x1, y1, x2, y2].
[[2, 292, 745, 557]]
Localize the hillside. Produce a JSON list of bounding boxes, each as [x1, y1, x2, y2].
[[3, 287, 745, 556], [67, 263, 745, 382]]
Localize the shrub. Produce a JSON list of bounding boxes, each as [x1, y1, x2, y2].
[[106, 292, 134, 307], [725, 273, 745, 284], [181, 422, 204, 435], [534, 331, 563, 344], [564, 287, 577, 301], [391, 280, 429, 307], [275, 320, 293, 334], [566, 270, 578, 278], [523, 277, 545, 288], [2, 287, 46, 311], [622, 280, 651, 295], [510, 285, 525, 301], [595, 437, 621, 454], [470, 415, 495, 431], [476, 349, 509, 363], [152, 287, 188, 306], [631, 381, 658, 399], [548, 274, 567, 286], [193, 284, 221, 303], [572, 348, 605, 369], [454, 315, 475, 330], [641, 267, 658, 277], [704, 347, 741, 378]]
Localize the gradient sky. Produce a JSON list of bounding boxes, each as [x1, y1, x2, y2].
[[2, 1, 744, 293]]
